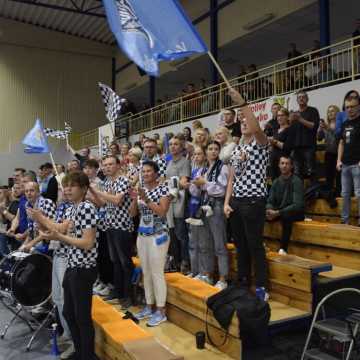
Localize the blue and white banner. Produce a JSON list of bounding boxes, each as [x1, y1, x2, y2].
[[103, 0, 208, 76]]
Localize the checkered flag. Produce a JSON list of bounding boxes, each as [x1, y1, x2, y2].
[[98, 82, 125, 122], [100, 133, 109, 158], [44, 122, 72, 140]]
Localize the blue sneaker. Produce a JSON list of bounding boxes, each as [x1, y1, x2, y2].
[[255, 287, 269, 302], [146, 310, 167, 327], [134, 306, 153, 320]]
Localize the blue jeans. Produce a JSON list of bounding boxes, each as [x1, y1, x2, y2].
[[341, 164, 360, 224], [0, 233, 10, 257]]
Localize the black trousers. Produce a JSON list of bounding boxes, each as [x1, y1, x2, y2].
[[106, 228, 134, 299], [293, 147, 316, 180], [279, 212, 305, 251], [97, 230, 113, 285], [229, 197, 267, 288], [63, 267, 97, 360]]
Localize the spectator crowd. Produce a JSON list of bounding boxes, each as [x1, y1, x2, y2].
[[0, 86, 360, 358]]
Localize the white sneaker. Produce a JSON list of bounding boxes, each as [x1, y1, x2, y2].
[[60, 343, 75, 360], [278, 249, 287, 256], [214, 280, 228, 291], [200, 275, 213, 285], [97, 285, 111, 297], [185, 218, 203, 226], [93, 281, 105, 293]]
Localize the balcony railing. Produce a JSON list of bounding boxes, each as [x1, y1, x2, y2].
[[74, 35, 360, 149]]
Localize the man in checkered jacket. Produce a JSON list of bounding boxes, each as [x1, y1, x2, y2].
[[89, 155, 134, 309], [224, 88, 270, 303]]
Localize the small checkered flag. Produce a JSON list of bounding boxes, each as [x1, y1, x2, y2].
[[100, 133, 109, 158], [98, 82, 125, 122], [44, 122, 72, 140]]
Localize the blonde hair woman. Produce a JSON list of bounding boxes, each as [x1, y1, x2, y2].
[[214, 127, 236, 164], [127, 147, 143, 186], [326, 105, 340, 126]]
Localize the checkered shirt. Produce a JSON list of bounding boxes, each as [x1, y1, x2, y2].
[[53, 201, 72, 258], [103, 176, 133, 232], [27, 196, 56, 239], [229, 139, 269, 198], [64, 201, 98, 269], [138, 183, 170, 235], [140, 155, 167, 185]]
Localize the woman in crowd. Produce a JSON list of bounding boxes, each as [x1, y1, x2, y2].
[[186, 146, 208, 278], [127, 147, 143, 186], [182, 126, 193, 143], [192, 141, 229, 290], [318, 105, 340, 192], [193, 128, 210, 149], [214, 127, 237, 164], [269, 107, 292, 180], [129, 161, 171, 327]]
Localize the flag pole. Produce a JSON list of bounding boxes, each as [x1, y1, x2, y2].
[[207, 51, 232, 89], [49, 152, 64, 192]]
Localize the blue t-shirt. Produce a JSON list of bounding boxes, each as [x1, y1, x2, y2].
[[18, 195, 28, 234], [336, 111, 347, 136]]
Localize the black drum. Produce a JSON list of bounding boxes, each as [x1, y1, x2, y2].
[[0, 251, 52, 308]]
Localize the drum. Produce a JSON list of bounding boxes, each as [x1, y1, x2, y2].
[[0, 251, 52, 308]]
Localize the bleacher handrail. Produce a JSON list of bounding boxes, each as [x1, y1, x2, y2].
[[74, 35, 360, 149]]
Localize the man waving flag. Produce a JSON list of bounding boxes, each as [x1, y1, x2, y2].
[[103, 0, 208, 76]]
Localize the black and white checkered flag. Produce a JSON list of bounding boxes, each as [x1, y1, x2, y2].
[[98, 82, 125, 122], [44, 122, 72, 139]]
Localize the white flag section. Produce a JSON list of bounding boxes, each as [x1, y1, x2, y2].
[[98, 123, 115, 158]]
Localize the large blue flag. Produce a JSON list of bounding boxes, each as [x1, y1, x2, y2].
[[22, 119, 50, 154], [103, 0, 208, 76]]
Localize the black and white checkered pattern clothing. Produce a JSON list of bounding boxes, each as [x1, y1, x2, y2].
[[229, 139, 269, 198], [103, 176, 133, 232], [140, 155, 167, 185], [98, 82, 124, 122], [127, 163, 141, 179], [27, 196, 56, 239], [138, 183, 170, 235], [53, 201, 72, 258], [64, 201, 98, 269]]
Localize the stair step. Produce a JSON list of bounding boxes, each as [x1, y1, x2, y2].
[[116, 305, 233, 360], [304, 348, 342, 360], [313, 319, 353, 341], [319, 266, 360, 280]]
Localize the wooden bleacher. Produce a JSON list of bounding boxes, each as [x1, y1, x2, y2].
[[92, 295, 183, 360], [93, 195, 360, 360]]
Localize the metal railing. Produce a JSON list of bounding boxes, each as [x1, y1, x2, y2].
[[74, 35, 360, 149]]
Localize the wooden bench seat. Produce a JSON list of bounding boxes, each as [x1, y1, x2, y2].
[[92, 296, 182, 360], [264, 220, 360, 252]]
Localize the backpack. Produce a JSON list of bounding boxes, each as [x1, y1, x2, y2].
[[206, 286, 271, 347]]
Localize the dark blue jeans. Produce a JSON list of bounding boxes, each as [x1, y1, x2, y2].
[[0, 233, 10, 258]]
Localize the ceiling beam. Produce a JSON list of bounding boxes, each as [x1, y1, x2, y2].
[[9, 0, 106, 18]]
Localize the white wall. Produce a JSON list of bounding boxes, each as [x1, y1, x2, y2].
[[0, 18, 113, 152]]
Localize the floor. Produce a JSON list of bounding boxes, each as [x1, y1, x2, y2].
[[0, 301, 53, 360]]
